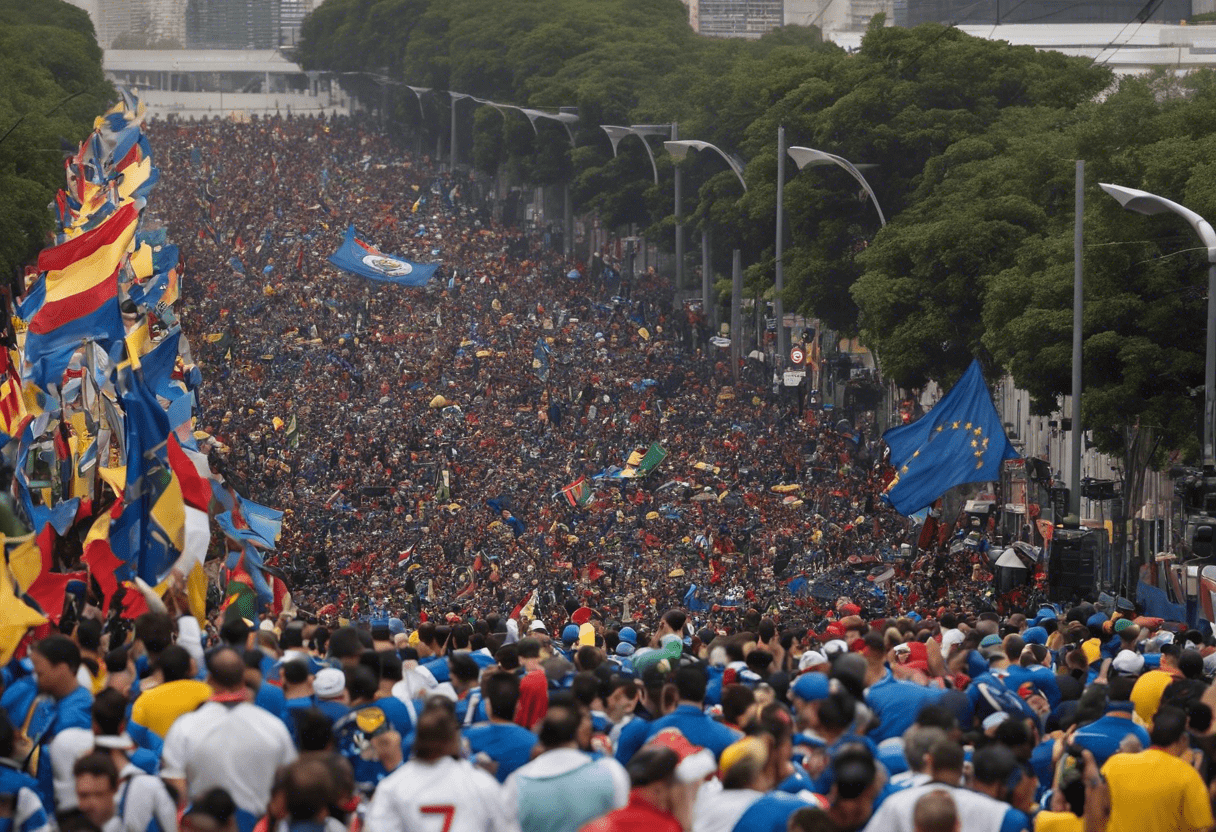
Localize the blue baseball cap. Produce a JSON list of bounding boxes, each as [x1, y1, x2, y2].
[[562, 624, 581, 645], [1022, 626, 1048, 646], [792, 672, 830, 703], [388, 618, 406, 636], [619, 627, 638, 646], [979, 634, 1002, 649], [1087, 613, 1109, 629]]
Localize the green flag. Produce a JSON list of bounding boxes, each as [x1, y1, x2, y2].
[[635, 442, 668, 477], [286, 415, 299, 449]]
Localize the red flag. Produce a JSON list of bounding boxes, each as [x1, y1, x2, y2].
[[27, 571, 83, 623], [167, 433, 211, 510]]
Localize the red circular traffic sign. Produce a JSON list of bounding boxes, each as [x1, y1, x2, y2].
[[790, 347, 805, 365]]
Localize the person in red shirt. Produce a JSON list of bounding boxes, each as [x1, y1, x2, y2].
[[515, 636, 550, 730], [580, 733, 713, 832]]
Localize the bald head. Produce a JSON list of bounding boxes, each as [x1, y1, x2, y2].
[[914, 789, 959, 832], [207, 648, 247, 692]]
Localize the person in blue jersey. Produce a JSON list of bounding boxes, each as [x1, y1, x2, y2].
[[1, 635, 93, 814], [0, 712, 50, 832], [1070, 674, 1149, 767], [1002, 644, 1062, 712], [614, 668, 677, 764], [361, 650, 419, 736], [464, 671, 538, 783], [641, 666, 741, 761], [445, 653, 488, 727], [279, 657, 316, 743], [789, 672, 877, 795], [310, 668, 351, 726], [691, 732, 827, 832], [235, 649, 285, 727], [860, 634, 945, 743], [965, 638, 1038, 730]]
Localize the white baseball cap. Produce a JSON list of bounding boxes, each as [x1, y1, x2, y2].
[[529, 620, 548, 632], [314, 668, 346, 699]]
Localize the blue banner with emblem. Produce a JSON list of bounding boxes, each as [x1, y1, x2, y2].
[[327, 225, 439, 286]]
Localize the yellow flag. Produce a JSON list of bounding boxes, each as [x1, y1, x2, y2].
[[0, 556, 46, 666]]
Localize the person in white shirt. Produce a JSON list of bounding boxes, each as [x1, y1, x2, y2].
[[73, 753, 122, 832], [365, 704, 516, 832], [502, 704, 629, 832], [161, 648, 296, 832]]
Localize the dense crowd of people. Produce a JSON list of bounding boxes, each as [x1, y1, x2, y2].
[[4, 111, 1213, 832]]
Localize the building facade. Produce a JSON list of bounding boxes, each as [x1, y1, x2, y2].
[[185, 0, 280, 49], [902, 0, 1191, 26]]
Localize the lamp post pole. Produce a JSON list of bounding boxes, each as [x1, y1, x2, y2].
[[732, 249, 743, 384], [673, 122, 684, 290], [702, 228, 713, 330], [776, 124, 787, 368], [1100, 183, 1216, 469], [1071, 161, 1084, 518]]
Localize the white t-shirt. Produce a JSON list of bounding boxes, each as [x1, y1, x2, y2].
[[115, 763, 178, 832], [365, 756, 516, 832], [48, 726, 95, 811], [161, 700, 296, 817]]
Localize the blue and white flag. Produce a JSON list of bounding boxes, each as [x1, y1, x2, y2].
[[327, 225, 439, 286]]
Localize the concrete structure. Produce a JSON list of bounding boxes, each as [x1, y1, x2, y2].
[[827, 22, 1216, 75], [903, 0, 1190, 26], [693, 0, 785, 38], [186, 0, 279, 49], [103, 50, 349, 119]]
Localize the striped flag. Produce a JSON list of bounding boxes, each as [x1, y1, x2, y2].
[[561, 476, 591, 508], [397, 545, 415, 567]]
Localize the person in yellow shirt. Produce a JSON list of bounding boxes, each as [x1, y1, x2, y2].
[[128, 644, 212, 750], [1085, 705, 1215, 832], [1130, 644, 1185, 725]]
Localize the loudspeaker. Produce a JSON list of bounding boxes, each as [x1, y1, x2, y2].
[[1048, 528, 1097, 604]]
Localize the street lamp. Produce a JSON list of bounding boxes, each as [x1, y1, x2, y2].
[[786, 146, 886, 227], [666, 138, 748, 378], [1100, 183, 1216, 468], [604, 126, 682, 286], [780, 143, 885, 371]]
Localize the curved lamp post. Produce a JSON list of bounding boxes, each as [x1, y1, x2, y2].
[[1101, 183, 1216, 468], [787, 146, 886, 227], [666, 138, 749, 378]]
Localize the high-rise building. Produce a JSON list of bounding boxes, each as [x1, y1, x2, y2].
[[695, 0, 785, 38], [186, 0, 280, 49], [902, 0, 1190, 26]]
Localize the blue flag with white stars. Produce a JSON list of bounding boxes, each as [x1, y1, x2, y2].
[[881, 360, 1020, 515]]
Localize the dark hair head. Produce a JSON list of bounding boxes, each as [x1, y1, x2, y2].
[[1179, 650, 1205, 680], [91, 688, 127, 737], [517, 637, 541, 659], [73, 752, 118, 789], [156, 644, 193, 683], [219, 617, 250, 647], [625, 745, 679, 787], [344, 665, 378, 703], [0, 711, 13, 758], [1151, 705, 1190, 748], [721, 684, 756, 726], [293, 708, 334, 753], [495, 643, 520, 670], [189, 788, 237, 824], [104, 646, 130, 675], [448, 654, 480, 684], [413, 704, 459, 762], [284, 758, 334, 822], [971, 744, 1019, 786], [135, 612, 174, 654], [328, 627, 364, 660], [76, 619, 102, 652], [482, 672, 521, 721], [674, 666, 707, 704], [832, 744, 877, 799], [929, 739, 966, 774], [537, 704, 582, 749], [35, 634, 82, 674], [282, 658, 310, 686]]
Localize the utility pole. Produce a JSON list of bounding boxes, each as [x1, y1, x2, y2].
[[731, 249, 742, 383], [1070, 161, 1083, 518], [673, 122, 684, 290], [776, 124, 787, 368]]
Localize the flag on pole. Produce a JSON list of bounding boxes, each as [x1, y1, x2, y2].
[[285, 414, 299, 449], [634, 442, 668, 478], [397, 545, 415, 567], [561, 476, 591, 508]]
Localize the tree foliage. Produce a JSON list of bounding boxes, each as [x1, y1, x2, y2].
[[0, 0, 113, 280], [299, 2, 1216, 461]]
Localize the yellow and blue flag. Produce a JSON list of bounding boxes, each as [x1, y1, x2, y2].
[[882, 360, 1019, 515]]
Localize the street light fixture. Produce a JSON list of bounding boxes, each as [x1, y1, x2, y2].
[[665, 138, 748, 378], [1101, 182, 1216, 468], [787, 146, 886, 227], [665, 140, 748, 192]]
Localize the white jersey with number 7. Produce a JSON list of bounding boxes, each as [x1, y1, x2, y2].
[[365, 756, 520, 832]]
